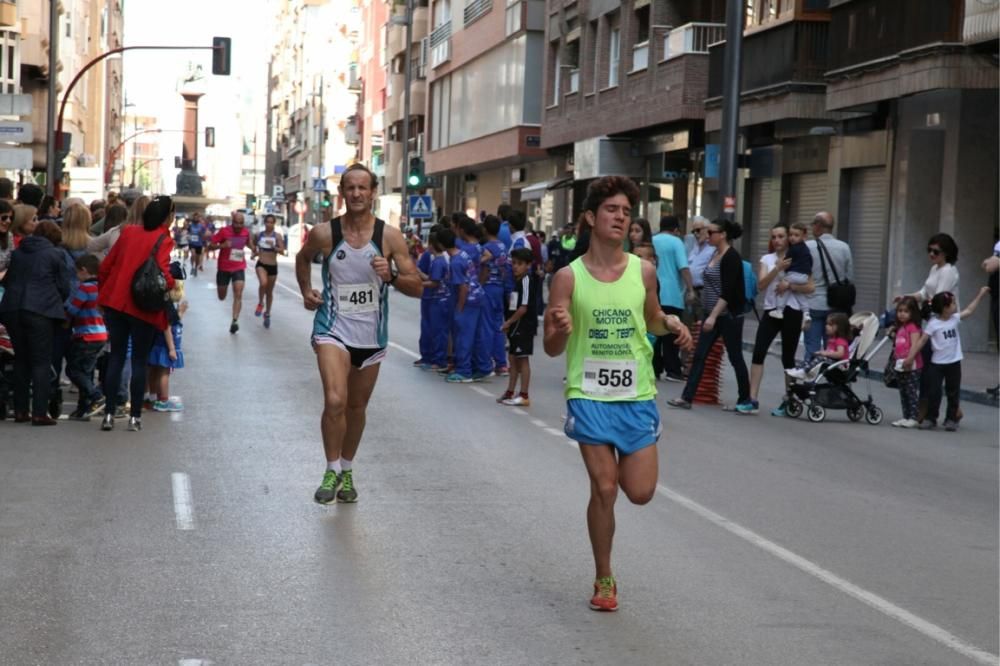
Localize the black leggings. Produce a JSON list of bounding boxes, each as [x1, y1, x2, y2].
[[102, 308, 157, 418], [2, 310, 58, 417], [751, 307, 803, 369]]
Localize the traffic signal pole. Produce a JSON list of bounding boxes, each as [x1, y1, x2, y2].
[[718, 0, 744, 221], [399, 0, 414, 222], [44, 0, 59, 195], [49, 41, 229, 199]]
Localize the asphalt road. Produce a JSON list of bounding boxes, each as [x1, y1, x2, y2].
[[1, 256, 997, 665]]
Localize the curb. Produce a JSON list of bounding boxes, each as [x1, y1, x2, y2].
[[740, 340, 999, 409]]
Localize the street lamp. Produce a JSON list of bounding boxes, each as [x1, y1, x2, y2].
[[390, 0, 414, 220]]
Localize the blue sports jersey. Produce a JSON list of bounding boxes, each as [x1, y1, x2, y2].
[[428, 255, 450, 300], [448, 250, 484, 305], [482, 240, 508, 288], [187, 222, 206, 246], [418, 250, 433, 299], [457, 239, 481, 267]]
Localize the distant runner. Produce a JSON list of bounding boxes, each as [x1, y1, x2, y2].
[[210, 211, 250, 334], [250, 214, 286, 329]]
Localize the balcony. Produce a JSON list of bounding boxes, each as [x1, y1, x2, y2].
[[387, 20, 405, 60], [385, 140, 403, 191], [410, 77, 427, 117], [0, 2, 15, 27], [662, 22, 725, 61], [708, 20, 829, 98], [412, 6, 429, 42], [828, 0, 962, 73], [429, 21, 451, 68]]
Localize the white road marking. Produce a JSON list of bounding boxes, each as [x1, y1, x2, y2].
[[530, 418, 548, 428], [276, 280, 302, 299], [388, 341, 420, 360], [470, 386, 493, 398], [178, 660, 213, 666], [511, 408, 529, 417], [656, 485, 997, 666], [171, 473, 195, 531], [544, 427, 565, 438]]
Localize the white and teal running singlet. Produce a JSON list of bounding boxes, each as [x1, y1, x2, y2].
[[312, 218, 389, 349]]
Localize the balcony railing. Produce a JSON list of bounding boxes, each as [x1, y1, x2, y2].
[[429, 20, 452, 68], [708, 20, 829, 98], [663, 22, 725, 60], [828, 0, 962, 72], [463, 0, 492, 26], [632, 42, 649, 71]]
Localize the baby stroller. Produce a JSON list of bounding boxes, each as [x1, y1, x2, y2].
[[785, 312, 892, 424], [0, 322, 63, 421]]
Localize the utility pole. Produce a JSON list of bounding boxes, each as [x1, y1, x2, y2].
[[45, 0, 59, 195], [719, 0, 744, 221], [399, 0, 414, 223]]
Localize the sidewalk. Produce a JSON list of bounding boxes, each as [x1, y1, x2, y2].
[[740, 316, 999, 408]]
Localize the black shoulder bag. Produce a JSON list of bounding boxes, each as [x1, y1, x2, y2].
[[131, 233, 169, 312], [816, 238, 856, 313]]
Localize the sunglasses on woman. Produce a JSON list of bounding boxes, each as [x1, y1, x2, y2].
[[927, 247, 942, 256], [0, 215, 11, 221]]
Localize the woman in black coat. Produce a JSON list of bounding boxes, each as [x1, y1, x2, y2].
[[668, 218, 752, 411], [0, 220, 72, 424]]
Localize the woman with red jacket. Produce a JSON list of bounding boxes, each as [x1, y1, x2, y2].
[[98, 195, 175, 432]]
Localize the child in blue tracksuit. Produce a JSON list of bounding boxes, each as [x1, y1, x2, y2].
[[416, 242, 435, 366], [422, 230, 451, 370], [440, 228, 491, 383], [479, 215, 510, 375]]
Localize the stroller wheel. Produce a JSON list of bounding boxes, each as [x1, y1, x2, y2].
[[786, 400, 804, 418], [847, 405, 864, 422], [807, 404, 826, 423], [865, 406, 884, 426]]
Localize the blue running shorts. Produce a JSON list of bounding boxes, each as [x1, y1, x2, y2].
[[564, 399, 662, 455]]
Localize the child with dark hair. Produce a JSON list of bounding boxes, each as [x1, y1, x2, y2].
[[421, 230, 452, 371], [769, 221, 813, 323], [891, 296, 923, 428], [785, 312, 851, 380], [65, 254, 108, 420], [910, 287, 990, 431], [497, 248, 537, 406], [480, 215, 509, 375]]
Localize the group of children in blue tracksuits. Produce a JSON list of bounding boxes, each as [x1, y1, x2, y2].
[[415, 213, 540, 406]]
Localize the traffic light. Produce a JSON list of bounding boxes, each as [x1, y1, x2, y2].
[[407, 157, 424, 189], [212, 37, 232, 76], [205, 127, 215, 147], [321, 193, 332, 209]]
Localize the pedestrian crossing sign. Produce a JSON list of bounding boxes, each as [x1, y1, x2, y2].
[[408, 194, 434, 219]]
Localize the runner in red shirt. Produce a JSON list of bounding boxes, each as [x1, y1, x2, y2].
[[209, 211, 251, 334]]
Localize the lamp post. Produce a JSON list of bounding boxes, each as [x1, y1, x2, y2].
[[718, 0, 744, 221], [390, 0, 414, 221], [44, 0, 59, 195]]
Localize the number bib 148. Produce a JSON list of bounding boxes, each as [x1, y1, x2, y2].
[[581, 358, 638, 399], [338, 283, 379, 314]]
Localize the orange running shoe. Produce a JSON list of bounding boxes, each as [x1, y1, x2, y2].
[[590, 576, 618, 612]]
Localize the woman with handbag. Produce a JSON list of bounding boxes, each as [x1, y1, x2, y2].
[[97, 195, 175, 432]]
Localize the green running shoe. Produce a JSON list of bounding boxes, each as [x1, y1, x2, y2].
[[314, 470, 340, 505], [336, 469, 358, 504]]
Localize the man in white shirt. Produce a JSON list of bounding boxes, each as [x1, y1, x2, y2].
[[804, 212, 854, 359]]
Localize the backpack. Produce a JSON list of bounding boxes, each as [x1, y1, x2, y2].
[[742, 259, 759, 315], [131, 233, 169, 312]]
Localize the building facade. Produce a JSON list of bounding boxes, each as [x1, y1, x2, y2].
[[419, 0, 551, 228], [542, 0, 726, 231], [358, 0, 389, 216], [8, 0, 123, 193], [266, 0, 362, 228]]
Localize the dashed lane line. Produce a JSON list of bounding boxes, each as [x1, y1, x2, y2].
[[171, 473, 195, 531]]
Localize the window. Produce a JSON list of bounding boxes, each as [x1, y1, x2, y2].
[[635, 5, 650, 44], [608, 26, 620, 87], [564, 38, 579, 93], [0, 30, 18, 94], [744, 0, 794, 29], [550, 43, 560, 105], [589, 19, 599, 93], [505, 0, 521, 36]]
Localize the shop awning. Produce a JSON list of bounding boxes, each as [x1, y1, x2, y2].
[[519, 176, 573, 201]]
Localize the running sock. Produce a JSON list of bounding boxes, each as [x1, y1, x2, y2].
[[519, 392, 529, 399], [340, 458, 353, 471], [327, 461, 342, 474]]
